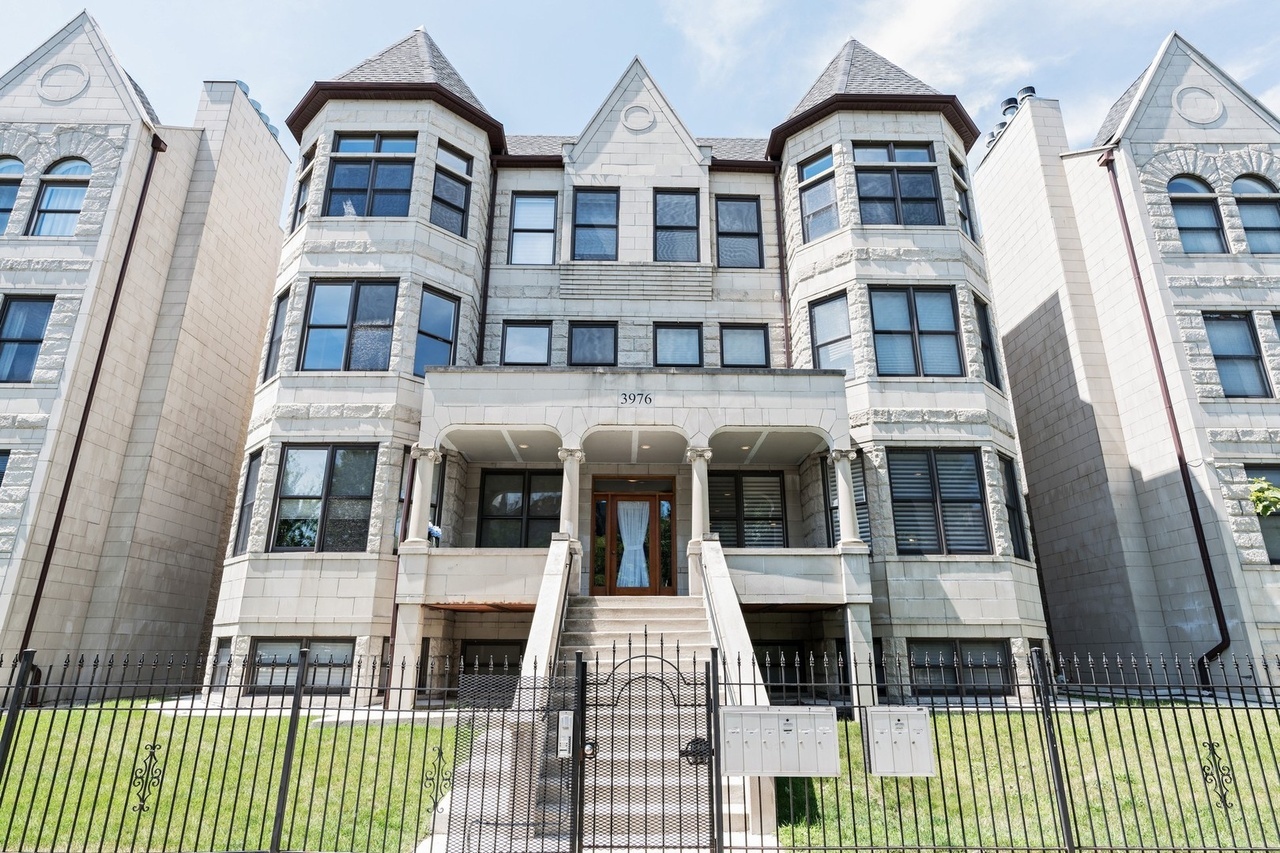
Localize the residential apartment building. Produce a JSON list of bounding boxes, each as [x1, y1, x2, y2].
[[0, 14, 288, 657], [212, 29, 1047, 697], [974, 34, 1280, 662]]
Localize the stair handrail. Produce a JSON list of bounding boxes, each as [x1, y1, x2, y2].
[[521, 533, 579, 680], [698, 537, 769, 706]]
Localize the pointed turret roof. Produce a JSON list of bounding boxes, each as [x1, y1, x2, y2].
[[335, 27, 488, 116], [766, 38, 977, 157]]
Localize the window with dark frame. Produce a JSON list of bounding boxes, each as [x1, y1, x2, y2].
[[29, 158, 91, 237], [272, 445, 378, 552], [1246, 465, 1280, 564], [810, 293, 852, 370], [720, 325, 769, 367], [654, 190, 698, 262], [952, 152, 976, 239], [430, 143, 472, 237], [870, 287, 963, 377], [1233, 175, 1280, 254], [324, 133, 415, 217], [975, 296, 1001, 388], [233, 451, 262, 556], [0, 450, 9, 487], [0, 296, 54, 383], [887, 448, 991, 555], [251, 637, 356, 693], [1001, 455, 1030, 560], [290, 146, 315, 231], [573, 189, 619, 260], [416, 287, 459, 375], [300, 280, 397, 371], [1204, 312, 1270, 398], [909, 638, 1010, 696], [799, 150, 838, 242], [501, 322, 552, 365], [477, 470, 563, 547], [262, 290, 289, 382], [853, 143, 941, 227], [0, 157, 22, 233], [709, 472, 786, 547], [654, 323, 702, 366], [509, 194, 557, 264], [824, 455, 871, 546], [569, 322, 617, 366], [715, 196, 762, 268], [1168, 176, 1226, 253]]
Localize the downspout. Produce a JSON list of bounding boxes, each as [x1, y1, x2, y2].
[[1098, 147, 1230, 681], [474, 162, 499, 365], [20, 133, 169, 651], [771, 165, 793, 367]]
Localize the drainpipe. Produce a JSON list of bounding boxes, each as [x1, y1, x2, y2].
[[1098, 147, 1230, 682], [771, 166, 793, 367], [474, 162, 499, 365], [19, 133, 168, 652]]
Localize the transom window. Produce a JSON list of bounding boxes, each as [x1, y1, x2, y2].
[[501, 321, 552, 365], [870, 287, 963, 376], [1204, 313, 1270, 398], [301, 281, 397, 371], [416, 287, 459, 375], [1232, 175, 1280, 254], [810, 293, 852, 370], [715, 196, 762, 268], [799, 150, 838, 242], [477, 470, 563, 547], [262, 290, 289, 382], [654, 323, 702, 366], [509, 194, 557, 264], [975, 297, 1001, 388], [853, 143, 941, 226], [720, 325, 769, 368], [573, 189, 619, 261], [290, 145, 315, 231], [709, 472, 786, 547], [430, 143, 472, 236], [0, 296, 55, 382], [1246, 466, 1280, 564], [887, 449, 991, 555], [30, 158, 91, 237], [569, 322, 617, 366], [273, 445, 378, 552], [1168, 176, 1225, 253], [0, 156, 22, 233], [324, 133, 415, 217], [654, 190, 698, 262]]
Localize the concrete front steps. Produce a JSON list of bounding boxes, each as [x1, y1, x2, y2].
[[557, 595, 715, 671]]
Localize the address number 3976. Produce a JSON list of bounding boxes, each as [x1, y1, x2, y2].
[[619, 392, 653, 405]]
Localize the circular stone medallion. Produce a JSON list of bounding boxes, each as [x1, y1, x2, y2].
[[38, 63, 91, 103], [622, 104, 655, 132], [1172, 85, 1223, 125]]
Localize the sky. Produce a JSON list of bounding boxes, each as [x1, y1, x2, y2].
[[4, 0, 1280, 170]]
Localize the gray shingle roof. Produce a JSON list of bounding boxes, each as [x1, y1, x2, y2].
[[789, 39, 938, 119], [127, 72, 160, 124], [505, 135, 768, 160], [335, 28, 488, 116], [1092, 69, 1147, 147], [506, 135, 576, 156]]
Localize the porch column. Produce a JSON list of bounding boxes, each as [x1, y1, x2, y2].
[[686, 447, 712, 540], [830, 448, 861, 544], [405, 444, 442, 542], [557, 447, 584, 538]]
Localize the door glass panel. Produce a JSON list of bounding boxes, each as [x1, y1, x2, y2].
[[659, 499, 673, 588], [593, 499, 608, 589], [615, 501, 651, 588]]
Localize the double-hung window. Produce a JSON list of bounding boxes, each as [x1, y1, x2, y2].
[[715, 196, 762, 267], [654, 323, 702, 366], [290, 146, 315, 231], [1168, 176, 1225, 253], [569, 322, 617, 366], [909, 639, 1009, 696], [0, 157, 21, 233], [252, 637, 355, 693], [501, 321, 552, 365], [870, 287, 963, 376], [509, 194, 557, 264], [273, 445, 378, 552], [30, 158, 91, 237], [975, 297, 1001, 387], [887, 449, 991, 554], [1246, 466, 1280, 564], [824, 455, 871, 545], [952, 153, 976, 239], [233, 451, 262, 556], [1204, 313, 1270, 397], [810, 293, 852, 371], [854, 143, 941, 226], [0, 296, 54, 382], [262, 290, 289, 382], [430, 144, 472, 236], [654, 190, 698, 262], [477, 470, 562, 547], [709, 472, 786, 547], [1233, 175, 1280, 254], [301, 280, 397, 371], [416, 287, 459, 375], [720, 325, 769, 367], [324, 133, 415, 217], [799, 150, 838, 242], [1000, 455, 1030, 560], [573, 189, 619, 260]]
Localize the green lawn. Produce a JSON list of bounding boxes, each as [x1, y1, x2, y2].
[[0, 703, 458, 853]]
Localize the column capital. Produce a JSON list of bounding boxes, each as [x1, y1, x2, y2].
[[829, 447, 857, 463], [685, 447, 713, 464], [411, 444, 443, 464], [557, 447, 586, 464]]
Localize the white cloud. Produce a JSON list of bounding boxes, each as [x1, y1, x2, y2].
[[659, 0, 774, 82]]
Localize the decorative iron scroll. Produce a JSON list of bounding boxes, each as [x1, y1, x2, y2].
[[130, 743, 163, 813], [424, 744, 453, 812], [1201, 740, 1235, 811]]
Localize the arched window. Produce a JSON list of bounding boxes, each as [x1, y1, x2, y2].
[[1167, 175, 1225, 253], [0, 157, 22, 233], [29, 158, 91, 237], [1232, 174, 1280, 254]]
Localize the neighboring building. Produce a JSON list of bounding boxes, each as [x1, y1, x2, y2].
[[974, 34, 1280, 661], [0, 14, 289, 658], [212, 29, 1046, 698]]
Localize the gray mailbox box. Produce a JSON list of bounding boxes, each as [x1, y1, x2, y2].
[[862, 706, 934, 776], [718, 706, 839, 777]]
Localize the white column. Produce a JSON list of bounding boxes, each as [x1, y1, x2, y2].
[[686, 447, 712, 541], [405, 444, 442, 542], [557, 447, 584, 538], [830, 448, 860, 544]]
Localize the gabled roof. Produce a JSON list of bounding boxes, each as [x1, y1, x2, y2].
[[767, 38, 977, 157], [335, 27, 487, 116]]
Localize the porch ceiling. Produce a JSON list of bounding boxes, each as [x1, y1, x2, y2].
[[582, 428, 688, 464], [443, 427, 562, 463], [709, 429, 828, 466]]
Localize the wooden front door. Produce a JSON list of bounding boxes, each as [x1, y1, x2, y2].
[[591, 488, 675, 595]]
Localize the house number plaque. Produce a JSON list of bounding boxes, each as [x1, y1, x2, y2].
[[619, 393, 653, 405]]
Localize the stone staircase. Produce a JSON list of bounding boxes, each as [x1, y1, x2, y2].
[[557, 595, 715, 671]]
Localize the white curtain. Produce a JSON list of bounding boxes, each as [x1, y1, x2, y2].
[[616, 501, 650, 588]]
